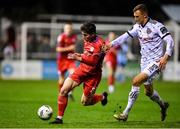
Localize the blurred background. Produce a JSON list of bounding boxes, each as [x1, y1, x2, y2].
[[0, 0, 180, 80]]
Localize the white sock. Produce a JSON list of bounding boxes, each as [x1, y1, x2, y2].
[[108, 85, 114, 93], [57, 116, 63, 119], [150, 90, 164, 107], [123, 86, 140, 116], [68, 91, 72, 95]]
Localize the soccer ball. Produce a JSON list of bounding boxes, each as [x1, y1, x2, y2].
[[37, 105, 53, 120]]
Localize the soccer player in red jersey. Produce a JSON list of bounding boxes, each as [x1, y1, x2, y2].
[[50, 22, 108, 124], [56, 22, 77, 100], [104, 32, 117, 93]]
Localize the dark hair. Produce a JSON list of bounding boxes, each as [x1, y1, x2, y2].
[[133, 4, 148, 14], [65, 22, 72, 25], [80, 22, 96, 34]]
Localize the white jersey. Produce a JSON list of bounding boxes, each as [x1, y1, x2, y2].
[[112, 18, 174, 67]]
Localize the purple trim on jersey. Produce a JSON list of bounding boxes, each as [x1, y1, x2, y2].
[[161, 33, 170, 39], [93, 36, 99, 43], [127, 31, 133, 38], [141, 17, 150, 28]]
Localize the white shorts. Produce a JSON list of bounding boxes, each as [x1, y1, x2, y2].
[[141, 61, 160, 85]]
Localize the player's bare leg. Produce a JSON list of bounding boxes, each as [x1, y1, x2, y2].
[[107, 63, 115, 93], [58, 75, 65, 92], [144, 84, 169, 121], [114, 72, 148, 121], [67, 68, 75, 101], [50, 77, 78, 124], [81, 91, 108, 106]]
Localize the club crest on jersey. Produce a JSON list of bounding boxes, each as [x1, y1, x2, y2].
[[146, 28, 152, 34]]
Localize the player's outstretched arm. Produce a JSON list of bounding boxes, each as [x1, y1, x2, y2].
[[102, 32, 130, 54], [68, 53, 82, 61], [56, 45, 75, 52], [81, 53, 103, 66], [111, 33, 130, 47], [68, 52, 102, 66]]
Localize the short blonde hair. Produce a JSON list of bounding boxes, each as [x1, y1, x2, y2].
[[133, 4, 148, 15]]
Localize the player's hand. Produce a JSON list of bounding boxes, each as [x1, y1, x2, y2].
[[56, 47, 62, 52], [159, 55, 169, 71], [74, 53, 81, 57], [101, 43, 112, 52], [68, 53, 75, 59], [68, 53, 82, 61]]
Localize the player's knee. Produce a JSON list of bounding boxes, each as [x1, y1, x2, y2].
[[60, 89, 68, 96], [59, 77, 65, 84]]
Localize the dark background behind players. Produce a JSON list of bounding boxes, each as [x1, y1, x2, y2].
[[0, 0, 179, 22]]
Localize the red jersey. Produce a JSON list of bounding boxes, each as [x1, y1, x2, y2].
[[57, 33, 77, 59], [79, 36, 105, 75]]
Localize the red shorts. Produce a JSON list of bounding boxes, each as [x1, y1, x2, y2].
[[57, 58, 76, 75], [70, 67, 102, 97]]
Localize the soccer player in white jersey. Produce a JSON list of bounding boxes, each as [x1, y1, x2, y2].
[[105, 4, 174, 121]]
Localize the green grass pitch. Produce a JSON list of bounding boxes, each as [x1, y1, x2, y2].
[[0, 79, 180, 128]]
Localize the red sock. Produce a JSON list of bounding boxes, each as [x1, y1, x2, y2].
[[58, 96, 68, 116], [91, 94, 103, 105], [108, 75, 114, 86]]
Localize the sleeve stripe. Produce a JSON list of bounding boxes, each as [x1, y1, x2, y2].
[[161, 33, 170, 39], [127, 31, 133, 38]]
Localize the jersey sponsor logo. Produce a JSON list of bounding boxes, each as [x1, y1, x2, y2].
[[160, 27, 168, 34]]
